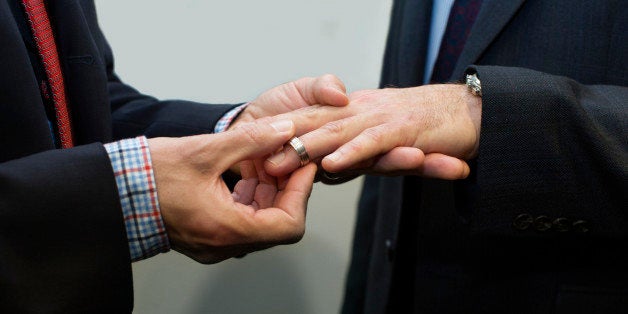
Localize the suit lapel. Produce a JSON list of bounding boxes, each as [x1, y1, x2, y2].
[[452, 0, 527, 78]]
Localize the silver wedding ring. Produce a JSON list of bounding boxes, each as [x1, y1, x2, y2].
[[288, 137, 310, 167]]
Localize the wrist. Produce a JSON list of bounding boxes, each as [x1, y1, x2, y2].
[[215, 103, 249, 133], [225, 104, 253, 132], [444, 83, 482, 159], [462, 74, 482, 159]]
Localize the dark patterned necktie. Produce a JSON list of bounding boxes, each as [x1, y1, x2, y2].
[[22, 0, 74, 148], [430, 0, 483, 83]]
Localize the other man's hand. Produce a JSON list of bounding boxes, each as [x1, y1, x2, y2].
[[149, 119, 317, 264]]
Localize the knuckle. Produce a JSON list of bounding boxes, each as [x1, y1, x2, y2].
[[320, 73, 340, 85], [236, 122, 266, 146], [321, 120, 345, 135], [299, 105, 323, 120], [361, 127, 384, 143], [344, 139, 364, 155], [297, 76, 315, 84]]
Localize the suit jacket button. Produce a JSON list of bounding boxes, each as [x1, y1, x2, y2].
[[534, 215, 552, 232], [513, 214, 533, 230], [573, 220, 591, 233], [385, 239, 395, 262], [553, 217, 570, 232]]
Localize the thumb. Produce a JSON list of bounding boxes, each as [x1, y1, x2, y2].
[[213, 119, 295, 171], [294, 74, 349, 107]]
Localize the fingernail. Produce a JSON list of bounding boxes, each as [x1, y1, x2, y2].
[[326, 151, 341, 163], [270, 120, 294, 133], [267, 151, 286, 166], [231, 191, 240, 202]]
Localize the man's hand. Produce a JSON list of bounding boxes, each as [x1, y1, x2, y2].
[[229, 74, 350, 134], [263, 84, 482, 180], [148, 119, 317, 264]]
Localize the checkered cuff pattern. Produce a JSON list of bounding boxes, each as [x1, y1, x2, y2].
[[105, 136, 170, 262], [214, 103, 248, 133]]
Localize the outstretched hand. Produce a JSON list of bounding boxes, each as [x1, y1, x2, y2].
[[263, 84, 482, 181]]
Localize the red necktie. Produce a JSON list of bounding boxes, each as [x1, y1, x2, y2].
[[430, 0, 483, 83], [22, 0, 74, 148]]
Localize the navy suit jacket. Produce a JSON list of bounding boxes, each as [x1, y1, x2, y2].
[[0, 1, 237, 312], [343, 0, 627, 313]]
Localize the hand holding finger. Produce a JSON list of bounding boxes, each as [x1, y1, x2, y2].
[[247, 163, 318, 244], [214, 119, 295, 172]]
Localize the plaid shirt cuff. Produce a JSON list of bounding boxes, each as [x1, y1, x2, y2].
[[214, 103, 248, 133], [105, 136, 170, 262]]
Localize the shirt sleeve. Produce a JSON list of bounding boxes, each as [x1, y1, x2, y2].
[[104, 136, 170, 262], [213, 103, 248, 133]]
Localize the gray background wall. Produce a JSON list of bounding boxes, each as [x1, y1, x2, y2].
[[94, 1, 392, 313]]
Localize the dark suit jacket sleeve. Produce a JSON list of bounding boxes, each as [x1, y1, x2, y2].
[[106, 61, 240, 140], [467, 65, 628, 238], [0, 144, 134, 312]]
